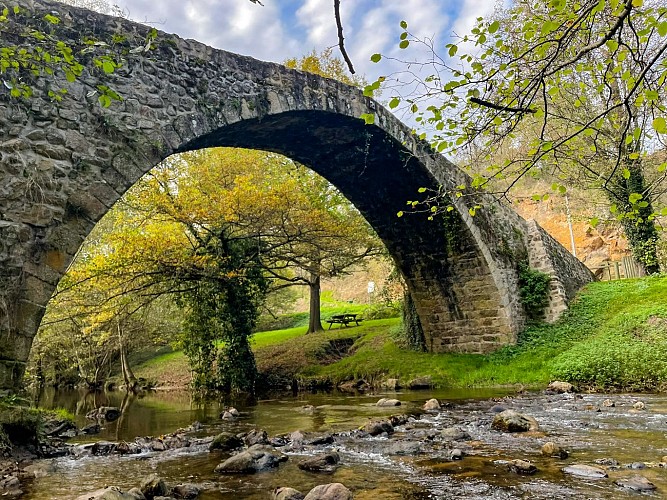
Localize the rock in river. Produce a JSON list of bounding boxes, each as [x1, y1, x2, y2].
[[376, 398, 401, 407], [441, 427, 471, 441], [615, 475, 657, 492], [507, 459, 537, 475], [140, 474, 168, 499], [75, 487, 139, 500], [547, 381, 574, 393], [541, 442, 568, 459], [298, 452, 340, 472], [491, 410, 539, 432], [214, 444, 287, 474], [562, 464, 608, 478], [209, 432, 243, 452], [272, 487, 305, 500], [423, 398, 440, 411], [303, 483, 353, 500], [364, 420, 394, 436]]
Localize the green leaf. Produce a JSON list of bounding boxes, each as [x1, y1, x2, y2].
[[388, 97, 400, 109], [623, 168, 631, 179], [397, 211, 404, 218], [418, 187, 427, 193], [606, 40, 619, 51], [489, 20, 500, 34], [661, 207, 667, 216], [652, 117, 667, 134], [558, 185, 567, 194], [360, 113, 375, 125], [400, 20, 407, 29], [370, 53, 381, 63], [102, 60, 115, 74], [448, 44, 458, 57], [468, 207, 476, 216], [590, 217, 599, 228], [629, 192, 643, 204], [399, 40, 409, 49], [658, 21, 667, 37], [98, 94, 112, 108], [13, 6, 20, 14]]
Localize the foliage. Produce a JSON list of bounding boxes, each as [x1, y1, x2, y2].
[[518, 262, 552, 320], [179, 229, 267, 394], [369, 0, 667, 271], [0, 1, 153, 107]]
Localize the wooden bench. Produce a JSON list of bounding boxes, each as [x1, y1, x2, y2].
[[326, 314, 363, 329]]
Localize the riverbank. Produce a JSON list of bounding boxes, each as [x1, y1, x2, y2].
[[134, 276, 667, 392]]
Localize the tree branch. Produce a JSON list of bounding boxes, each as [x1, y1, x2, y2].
[[333, 0, 355, 74]]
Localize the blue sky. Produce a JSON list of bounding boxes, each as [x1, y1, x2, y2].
[[110, 0, 498, 84]]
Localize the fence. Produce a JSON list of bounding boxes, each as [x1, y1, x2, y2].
[[591, 256, 645, 281]]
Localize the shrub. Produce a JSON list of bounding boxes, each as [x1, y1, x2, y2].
[[518, 262, 551, 320]]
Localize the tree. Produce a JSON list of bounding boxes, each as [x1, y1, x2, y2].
[[369, 0, 667, 273]]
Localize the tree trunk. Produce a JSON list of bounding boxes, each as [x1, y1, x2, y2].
[[307, 271, 324, 333], [609, 160, 660, 274], [118, 321, 137, 391]]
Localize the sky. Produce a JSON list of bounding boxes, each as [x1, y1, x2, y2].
[[109, 0, 499, 85]]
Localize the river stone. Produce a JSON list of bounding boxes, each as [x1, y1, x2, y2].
[[562, 464, 608, 478], [140, 474, 168, 499], [75, 487, 137, 500], [376, 398, 401, 407], [423, 398, 440, 411], [209, 432, 243, 452], [389, 414, 409, 427], [303, 483, 353, 500], [91, 441, 117, 455], [364, 420, 394, 436], [491, 410, 539, 432], [214, 444, 286, 474], [81, 423, 101, 435], [298, 451, 340, 472], [489, 404, 506, 413], [244, 429, 269, 446], [171, 483, 200, 499], [441, 427, 470, 441], [594, 458, 619, 467], [632, 401, 646, 410], [508, 459, 537, 475], [272, 487, 305, 500], [547, 381, 574, 393], [448, 448, 465, 460], [615, 475, 657, 492], [23, 460, 57, 478], [308, 434, 335, 446], [127, 488, 146, 499], [602, 399, 615, 407], [407, 376, 433, 389], [384, 440, 422, 456], [541, 442, 568, 459], [627, 462, 646, 469]]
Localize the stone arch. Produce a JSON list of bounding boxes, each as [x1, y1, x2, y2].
[[0, 0, 593, 390]]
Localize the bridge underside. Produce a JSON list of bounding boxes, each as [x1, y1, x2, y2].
[[0, 0, 594, 391]]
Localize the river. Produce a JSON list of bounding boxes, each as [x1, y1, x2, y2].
[[25, 387, 667, 498]]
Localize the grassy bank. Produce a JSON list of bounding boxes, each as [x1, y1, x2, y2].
[[134, 277, 667, 391]]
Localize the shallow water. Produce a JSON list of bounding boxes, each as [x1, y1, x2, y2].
[[25, 388, 667, 499]]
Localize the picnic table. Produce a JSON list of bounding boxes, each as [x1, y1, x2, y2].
[[326, 313, 363, 329]]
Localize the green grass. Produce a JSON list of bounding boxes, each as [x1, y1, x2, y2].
[[133, 277, 667, 391]]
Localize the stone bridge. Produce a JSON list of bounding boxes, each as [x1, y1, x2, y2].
[[0, 0, 593, 390]]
